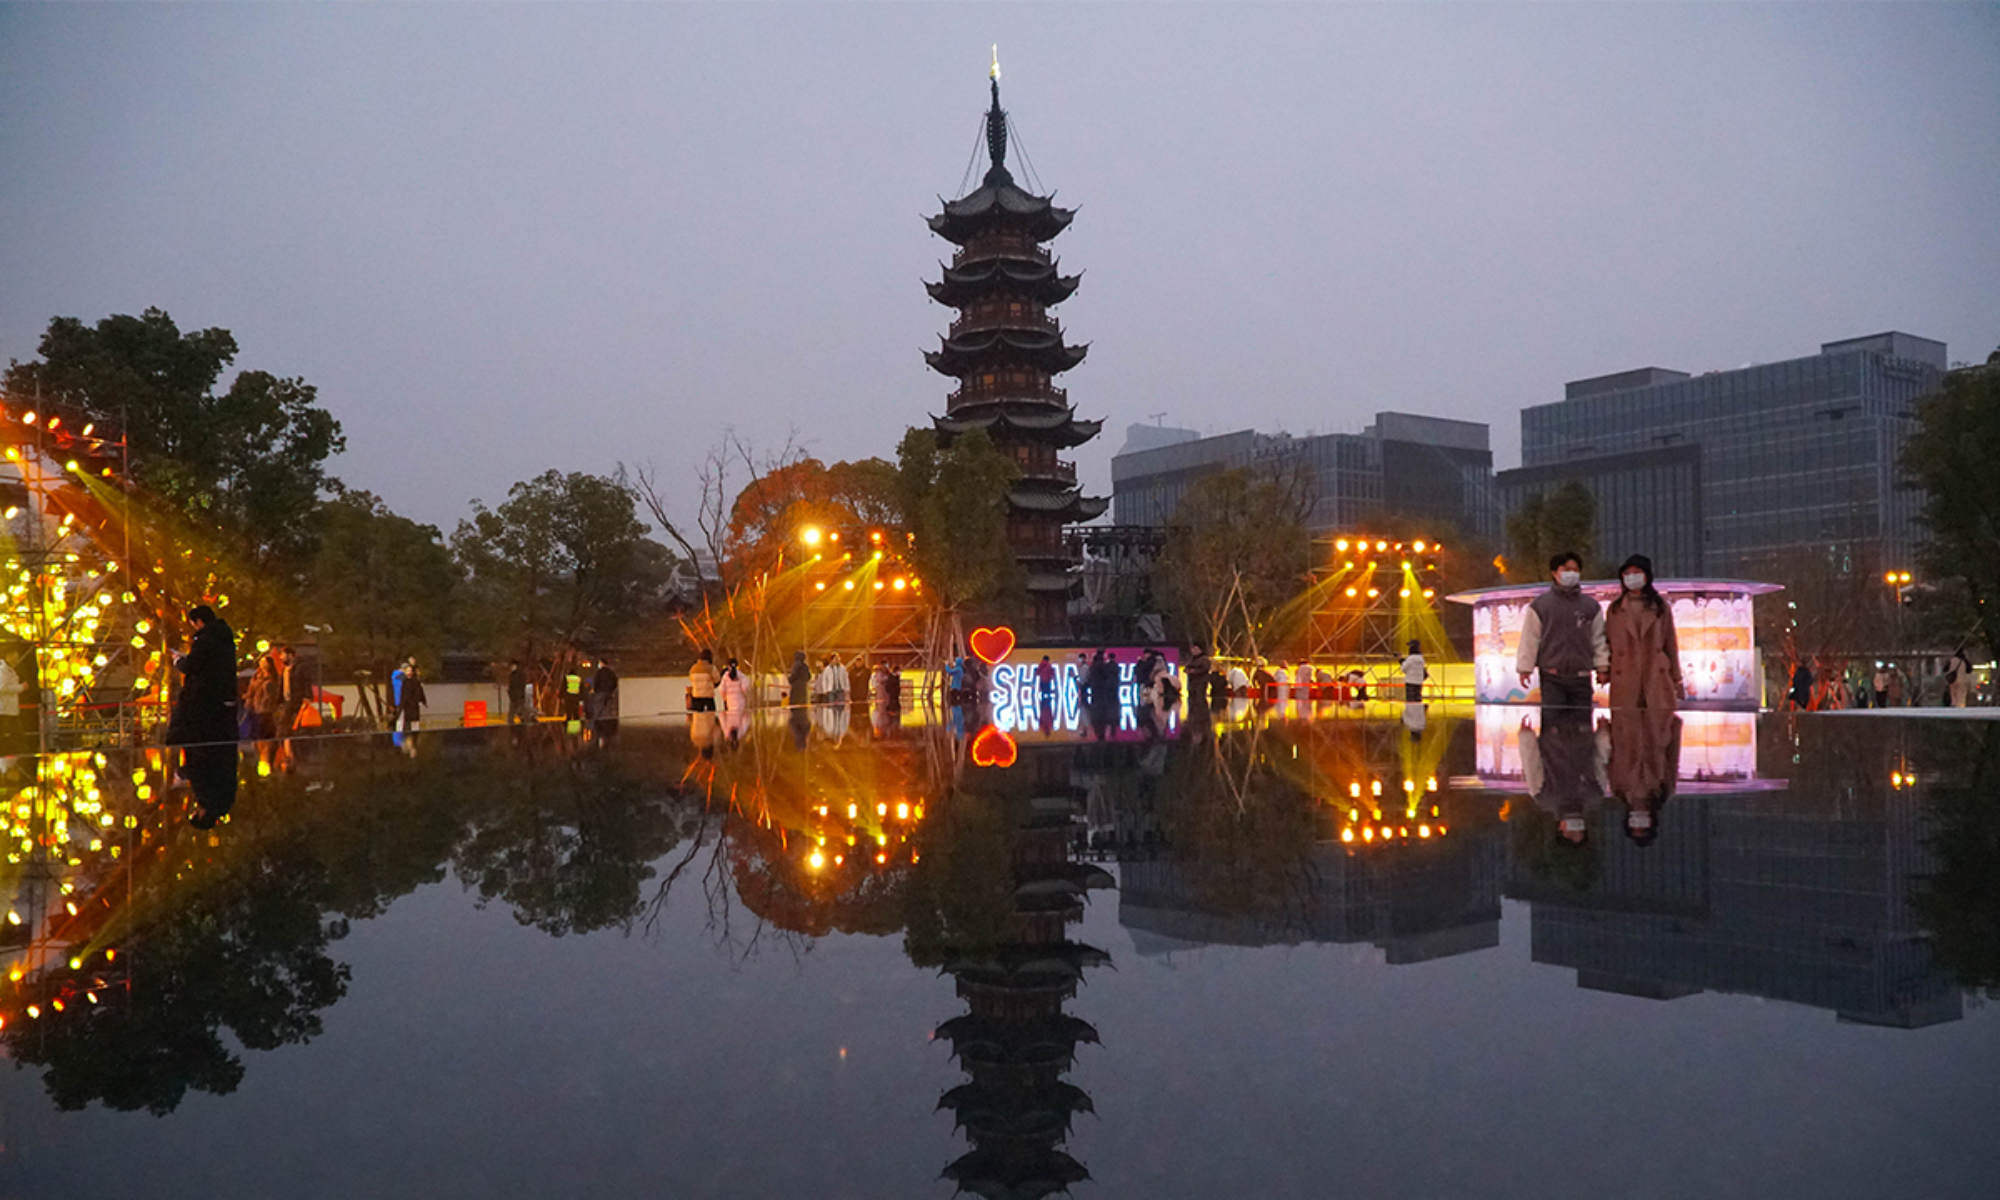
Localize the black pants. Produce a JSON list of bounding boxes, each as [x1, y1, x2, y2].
[[1541, 673, 1594, 709], [1405, 682, 1423, 704], [689, 696, 716, 713]]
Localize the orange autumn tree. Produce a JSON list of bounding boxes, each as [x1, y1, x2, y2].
[[723, 456, 900, 580]]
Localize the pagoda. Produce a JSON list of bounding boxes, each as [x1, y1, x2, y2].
[[926, 61, 1107, 636]]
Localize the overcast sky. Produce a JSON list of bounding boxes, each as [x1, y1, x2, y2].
[[2, 2, 1995, 534]]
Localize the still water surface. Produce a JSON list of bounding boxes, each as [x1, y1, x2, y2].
[[1, 703, 1995, 1199]]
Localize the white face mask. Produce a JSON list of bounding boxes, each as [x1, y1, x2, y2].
[[1556, 569, 1581, 588], [1622, 573, 1646, 591]]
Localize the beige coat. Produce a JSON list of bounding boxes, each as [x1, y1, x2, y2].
[[1606, 595, 1682, 710]]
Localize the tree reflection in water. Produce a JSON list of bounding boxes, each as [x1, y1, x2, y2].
[[1, 703, 1995, 1138]]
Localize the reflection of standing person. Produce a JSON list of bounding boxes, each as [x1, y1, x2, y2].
[[1516, 552, 1608, 708], [1401, 640, 1427, 704], [166, 605, 238, 746], [1607, 707, 1681, 846], [1885, 666, 1904, 708], [1871, 663, 1890, 709], [1605, 555, 1683, 710], [1520, 707, 1607, 846], [1184, 643, 1213, 706], [1035, 655, 1057, 708]]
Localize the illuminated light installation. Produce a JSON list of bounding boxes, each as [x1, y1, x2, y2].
[[0, 395, 192, 743], [1449, 579, 1781, 708], [967, 626, 1016, 666]]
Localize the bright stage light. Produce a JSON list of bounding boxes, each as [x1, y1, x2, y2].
[[1376, 540, 1387, 551], [1336, 539, 1349, 551], [1414, 540, 1426, 552], [843, 580, 855, 591], [800, 525, 823, 547], [892, 577, 907, 591]]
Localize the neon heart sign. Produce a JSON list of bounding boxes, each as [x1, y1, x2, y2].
[[970, 724, 1018, 769], [967, 626, 1016, 666]]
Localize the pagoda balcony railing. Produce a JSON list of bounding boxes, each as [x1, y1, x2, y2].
[[952, 240, 1051, 268], [1018, 458, 1077, 484], [947, 382, 1068, 408], [951, 310, 1059, 338]]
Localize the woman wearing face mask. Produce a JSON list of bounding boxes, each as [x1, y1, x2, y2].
[[1605, 554, 1684, 709]]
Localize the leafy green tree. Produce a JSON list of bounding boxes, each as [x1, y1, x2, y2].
[[1902, 353, 2000, 661], [1157, 467, 1312, 658], [1504, 480, 1597, 579], [3, 308, 344, 567], [451, 469, 676, 659], [894, 427, 1022, 616], [304, 488, 463, 675]]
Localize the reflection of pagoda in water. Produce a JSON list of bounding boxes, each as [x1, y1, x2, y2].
[[925, 63, 1107, 636], [934, 742, 1112, 1198]]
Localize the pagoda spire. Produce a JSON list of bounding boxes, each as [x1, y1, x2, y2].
[[985, 47, 1010, 182]]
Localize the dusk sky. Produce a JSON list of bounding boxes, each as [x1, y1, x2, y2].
[[3, 3, 1995, 535]]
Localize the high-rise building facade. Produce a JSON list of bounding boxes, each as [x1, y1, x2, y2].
[[1110, 412, 1496, 540], [1497, 332, 1946, 577]]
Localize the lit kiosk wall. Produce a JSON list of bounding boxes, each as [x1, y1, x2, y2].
[[1446, 580, 1781, 709]]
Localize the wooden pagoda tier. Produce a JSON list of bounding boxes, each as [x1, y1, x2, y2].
[[926, 74, 1108, 632], [934, 749, 1112, 1200]]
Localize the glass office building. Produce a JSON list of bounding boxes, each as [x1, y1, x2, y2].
[[1497, 333, 1946, 577], [1111, 412, 1497, 540]]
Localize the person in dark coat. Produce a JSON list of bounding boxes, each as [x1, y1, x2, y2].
[[1788, 661, 1814, 711], [592, 658, 620, 722], [788, 650, 811, 708], [507, 660, 528, 723], [165, 605, 238, 746], [397, 658, 427, 730]]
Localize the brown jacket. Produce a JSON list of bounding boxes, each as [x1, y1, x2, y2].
[[1606, 594, 1682, 710]]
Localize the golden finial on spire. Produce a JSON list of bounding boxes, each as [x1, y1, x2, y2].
[[991, 45, 1001, 81]]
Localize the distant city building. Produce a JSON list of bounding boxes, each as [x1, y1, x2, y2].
[[1109, 412, 1498, 540], [1496, 332, 1947, 577]]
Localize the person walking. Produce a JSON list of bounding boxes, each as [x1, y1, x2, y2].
[[166, 605, 239, 746], [1401, 640, 1428, 704], [276, 645, 304, 732], [688, 648, 719, 713], [718, 656, 748, 713], [507, 660, 528, 723], [1604, 555, 1684, 711], [396, 658, 426, 731], [1945, 648, 1976, 708], [1516, 552, 1608, 709], [244, 652, 281, 739]]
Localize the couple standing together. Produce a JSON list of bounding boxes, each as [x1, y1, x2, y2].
[[1516, 551, 1683, 710]]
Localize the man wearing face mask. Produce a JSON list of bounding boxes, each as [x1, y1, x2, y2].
[[1516, 551, 1608, 709]]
